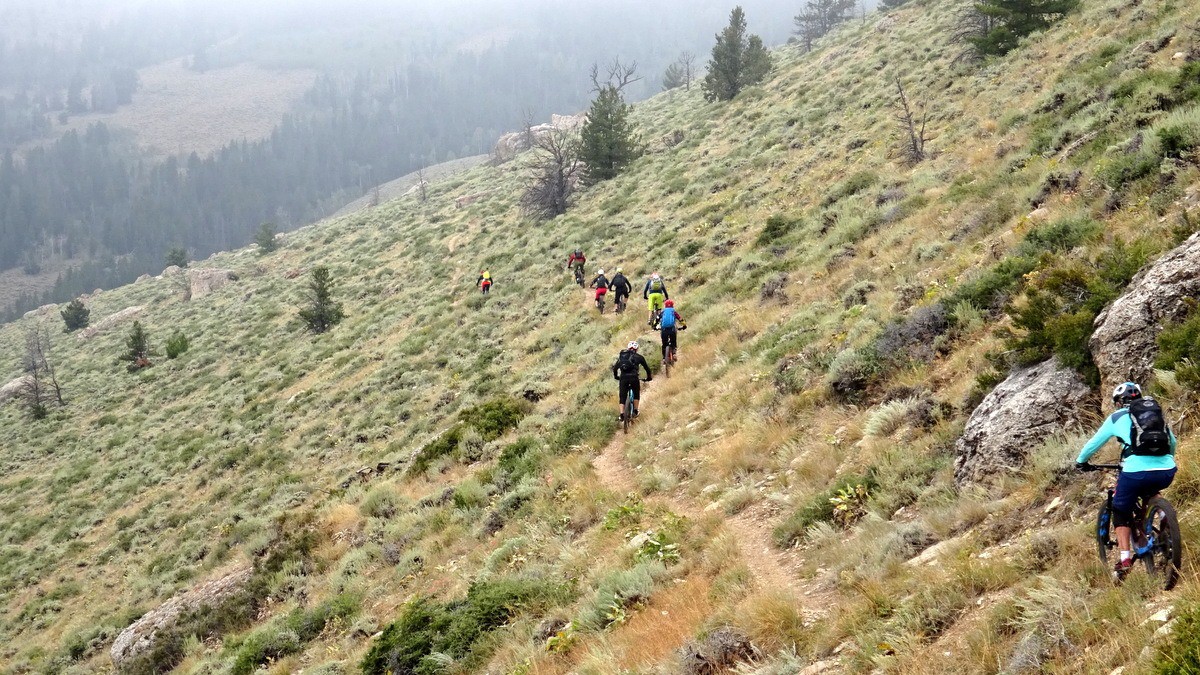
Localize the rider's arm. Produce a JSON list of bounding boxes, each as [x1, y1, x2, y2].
[[1076, 414, 1122, 463], [662, 285, 669, 300], [642, 280, 650, 299], [639, 355, 652, 381]]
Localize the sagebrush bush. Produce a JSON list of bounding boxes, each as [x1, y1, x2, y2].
[[165, 332, 189, 359], [1156, 305, 1200, 390]]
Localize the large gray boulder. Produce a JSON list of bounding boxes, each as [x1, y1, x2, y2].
[[78, 306, 144, 340], [187, 268, 237, 300], [492, 113, 585, 163], [954, 358, 1095, 485], [1090, 232, 1200, 396], [111, 565, 252, 668], [0, 376, 32, 405]]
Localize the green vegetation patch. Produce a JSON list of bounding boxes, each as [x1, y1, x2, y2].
[[773, 471, 879, 547], [360, 578, 570, 675]]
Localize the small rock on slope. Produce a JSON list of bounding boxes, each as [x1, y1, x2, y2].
[[1090, 232, 1200, 397], [954, 358, 1095, 485]]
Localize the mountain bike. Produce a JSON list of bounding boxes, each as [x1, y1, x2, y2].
[[573, 267, 585, 287], [663, 345, 676, 378], [614, 294, 627, 314], [620, 379, 648, 435], [1087, 463, 1181, 590], [596, 291, 606, 314]]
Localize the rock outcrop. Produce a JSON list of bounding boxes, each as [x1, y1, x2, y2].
[[492, 114, 585, 164], [187, 268, 238, 300], [78, 306, 144, 340], [954, 358, 1095, 485], [1090, 232, 1200, 395], [22, 304, 58, 320], [110, 565, 252, 668], [0, 376, 32, 405]]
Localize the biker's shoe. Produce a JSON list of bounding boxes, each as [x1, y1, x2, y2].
[[1113, 557, 1134, 581], [633, 409, 639, 418]]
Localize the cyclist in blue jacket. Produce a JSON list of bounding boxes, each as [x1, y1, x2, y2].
[[1076, 382, 1177, 578], [658, 300, 686, 362]]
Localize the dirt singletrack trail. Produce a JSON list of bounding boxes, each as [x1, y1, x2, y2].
[[592, 389, 833, 608]]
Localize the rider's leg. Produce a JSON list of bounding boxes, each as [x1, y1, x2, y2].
[[632, 380, 641, 416], [618, 380, 630, 419]]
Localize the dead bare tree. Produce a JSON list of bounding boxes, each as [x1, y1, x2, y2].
[[590, 57, 642, 93], [679, 52, 697, 91], [520, 129, 582, 220], [416, 167, 429, 203], [894, 76, 929, 164], [20, 325, 64, 419], [949, 1, 997, 62]]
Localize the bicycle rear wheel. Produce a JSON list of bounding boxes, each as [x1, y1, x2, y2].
[[1096, 500, 1116, 566], [623, 394, 633, 435], [1143, 496, 1182, 591]]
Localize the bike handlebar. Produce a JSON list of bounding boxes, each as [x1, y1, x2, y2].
[[1081, 463, 1122, 471]]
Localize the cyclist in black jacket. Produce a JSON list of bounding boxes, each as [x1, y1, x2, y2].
[[612, 341, 652, 421], [609, 267, 632, 310]]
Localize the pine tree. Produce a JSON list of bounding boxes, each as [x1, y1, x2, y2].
[[298, 266, 345, 334], [702, 7, 773, 103], [794, 0, 855, 51], [256, 222, 279, 254], [662, 62, 685, 91], [579, 86, 639, 185], [165, 246, 188, 268], [966, 0, 1078, 56], [121, 321, 152, 371], [60, 299, 90, 333]]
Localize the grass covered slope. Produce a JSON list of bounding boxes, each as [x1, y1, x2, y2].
[[3, 0, 1200, 672]]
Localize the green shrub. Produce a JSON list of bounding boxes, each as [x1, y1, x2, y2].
[[1018, 217, 1101, 255], [945, 255, 1038, 315], [165, 332, 189, 359], [550, 408, 616, 452], [360, 485, 403, 518], [773, 472, 879, 547], [756, 215, 796, 245], [408, 426, 463, 476], [825, 346, 884, 402], [1152, 594, 1200, 672], [459, 398, 530, 441], [230, 594, 359, 675], [1155, 306, 1200, 390], [821, 171, 878, 207], [496, 437, 542, 485], [679, 240, 703, 258], [361, 579, 567, 675]]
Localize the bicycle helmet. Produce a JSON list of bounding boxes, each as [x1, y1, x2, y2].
[[574, 248, 582, 255], [1112, 382, 1143, 406], [615, 267, 623, 274], [627, 341, 639, 351], [664, 299, 674, 308], [597, 269, 604, 275]]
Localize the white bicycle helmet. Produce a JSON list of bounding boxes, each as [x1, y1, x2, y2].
[[627, 341, 639, 351], [1112, 382, 1143, 405], [597, 269, 605, 275]]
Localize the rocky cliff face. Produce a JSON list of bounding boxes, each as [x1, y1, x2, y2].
[[955, 358, 1096, 485], [1090, 232, 1200, 397]]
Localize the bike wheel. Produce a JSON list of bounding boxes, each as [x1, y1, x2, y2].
[[623, 397, 632, 435], [1096, 500, 1115, 566], [1143, 497, 1182, 591]]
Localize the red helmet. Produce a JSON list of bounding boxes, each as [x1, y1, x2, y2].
[[664, 299, 674, 308]]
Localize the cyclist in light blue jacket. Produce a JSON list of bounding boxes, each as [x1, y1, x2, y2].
[[1076, 382, 1177, 577]]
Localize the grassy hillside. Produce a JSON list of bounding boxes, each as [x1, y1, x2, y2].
[[2, 0, 1200, 672]]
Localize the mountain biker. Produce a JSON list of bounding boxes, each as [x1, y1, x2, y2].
[[658, 299, 686, 361], [1076, 382, 1177, 578], [476, 270, 492, 294], [590, 268, 610, 305], [643, 273, 669, 326], [612, 340, 652, 421], [566, 249, 586, 281], [610, 267, 632, 309]]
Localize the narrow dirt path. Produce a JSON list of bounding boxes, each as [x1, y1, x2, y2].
[[592, 391, 835, 613]]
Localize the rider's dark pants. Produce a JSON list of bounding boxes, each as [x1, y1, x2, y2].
[[618, 377, 641, 404], [660, 327, 677, 360], [1112, 468, 1176, 527]]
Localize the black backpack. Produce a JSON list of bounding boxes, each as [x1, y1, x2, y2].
[[616, 350, 639, 378], [1128, 397, 1171, 456]]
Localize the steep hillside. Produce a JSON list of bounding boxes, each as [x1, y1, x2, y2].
[[2, 0, 1200, 673]]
